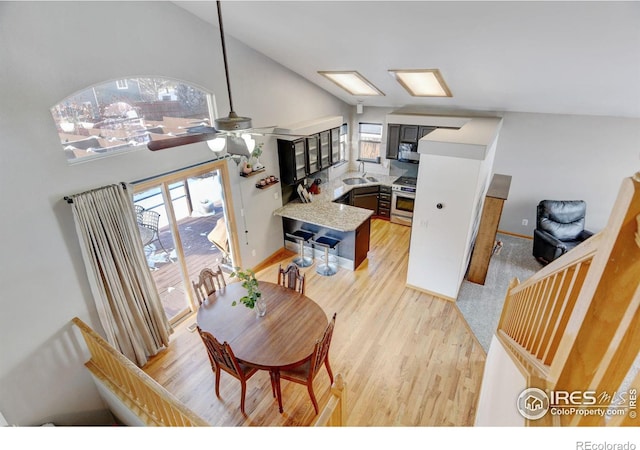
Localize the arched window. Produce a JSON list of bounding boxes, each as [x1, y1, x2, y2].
[[51, 77, 214, 163]]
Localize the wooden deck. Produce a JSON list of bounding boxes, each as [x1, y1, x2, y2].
[[147, 211, 231, 320]]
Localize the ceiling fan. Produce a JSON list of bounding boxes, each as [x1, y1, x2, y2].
[[147, 1, 282, 157]]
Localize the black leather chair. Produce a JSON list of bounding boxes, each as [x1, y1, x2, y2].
[[533, 200, 594, 265]]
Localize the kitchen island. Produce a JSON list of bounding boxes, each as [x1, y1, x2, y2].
[[273, 172, 395, 270]]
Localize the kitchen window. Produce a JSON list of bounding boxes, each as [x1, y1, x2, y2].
[[339, 123, 348, 162], [358, 122, 382, 163]]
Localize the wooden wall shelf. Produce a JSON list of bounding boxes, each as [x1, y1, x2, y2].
[[240, 168, 266, 178], [255, 180, 280, 190]]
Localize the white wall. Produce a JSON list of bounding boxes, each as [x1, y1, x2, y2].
[[474, 336, 526, 426], [0, 1, 348, 425], [493, 112, 640, 235], [408, 155, 485, 299], [407, 116, 501, 299]]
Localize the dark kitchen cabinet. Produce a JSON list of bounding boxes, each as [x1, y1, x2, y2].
[[378, 185, 391, 219], [352, 185, 379, 213], [354, 218, 371, 270], [386, 124, 401, 160], [278, 127, 343, 185], [333, 184, 392, 220], [330, 127, 340, 164], [307, 135, 320, 174], [277, 138, 308, 185], [400, 125, 419, 142], [319, 130, 331, 169], [387, 124, 440, 159], [419, 126, 436, 140]]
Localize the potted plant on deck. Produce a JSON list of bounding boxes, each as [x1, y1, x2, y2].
[[230, 267, 266, 317]]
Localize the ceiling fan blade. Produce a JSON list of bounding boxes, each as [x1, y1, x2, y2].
[[185, 125, 217, 134], [147, 132, 218, 151]]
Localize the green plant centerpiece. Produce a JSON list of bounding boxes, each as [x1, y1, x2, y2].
[[230, 267, 262, 310]]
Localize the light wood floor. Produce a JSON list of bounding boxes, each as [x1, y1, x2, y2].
[[143, 218, 487, 426]]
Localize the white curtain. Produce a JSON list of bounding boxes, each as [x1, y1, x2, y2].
[[69, 183, 172, 366]]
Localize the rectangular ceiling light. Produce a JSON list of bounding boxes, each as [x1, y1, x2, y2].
[[318, 71, 384, 96], [389, 69, 452, 97]]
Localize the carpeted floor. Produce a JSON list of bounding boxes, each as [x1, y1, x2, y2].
[[457, 233, 543, 352]]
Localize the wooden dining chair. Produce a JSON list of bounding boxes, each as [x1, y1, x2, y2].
[[279, 313, 336, 414], [196, 326, 258, 415], [192, 265, 226, 305], [277, 263, 305, 294]]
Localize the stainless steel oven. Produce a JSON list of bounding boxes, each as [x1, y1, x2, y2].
[[391, 176, 417, 226]]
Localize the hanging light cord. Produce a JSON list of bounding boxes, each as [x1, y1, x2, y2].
[[239, 187, 249, 245], [216, 1, 235, 116]]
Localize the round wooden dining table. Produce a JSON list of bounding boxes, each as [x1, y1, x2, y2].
[[196, 280, 328, 413]]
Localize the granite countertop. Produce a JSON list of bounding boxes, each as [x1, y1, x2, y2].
[[273, 172, 398, 232]]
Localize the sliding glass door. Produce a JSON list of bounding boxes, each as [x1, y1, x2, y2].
[[133, 161, 236, 324]]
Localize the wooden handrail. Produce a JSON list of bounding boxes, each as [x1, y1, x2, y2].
[[509, 231, 601, 294], [495, 175, 640, 426], [313, 374, 346, 426], [72, 317, 208, 426], [497, 238, 597, 369]]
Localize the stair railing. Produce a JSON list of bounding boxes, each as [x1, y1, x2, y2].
[[496, 174, 640, 426], [313, 374, 346, 426], [72, 317, 208, 426]]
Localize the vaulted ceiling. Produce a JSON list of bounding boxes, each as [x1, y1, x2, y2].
[[174, 1, 640, 119]]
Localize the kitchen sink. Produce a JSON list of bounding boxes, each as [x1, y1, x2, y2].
[[343, 177, 368, 185], [366, 176, 378, 182]]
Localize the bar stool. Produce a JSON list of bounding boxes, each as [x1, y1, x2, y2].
[[312, 236, 341, 276], [285, 230, 315, 268]]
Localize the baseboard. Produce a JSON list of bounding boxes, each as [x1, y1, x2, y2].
[[251, 247, 296, 273], [406, 283, 456, 302], [497, 229, 533, 240]]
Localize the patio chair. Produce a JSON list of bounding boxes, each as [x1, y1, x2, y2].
[[139, 209, 172, 258], [134, 204, 144, 223], [207, 217, 233, 271]]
